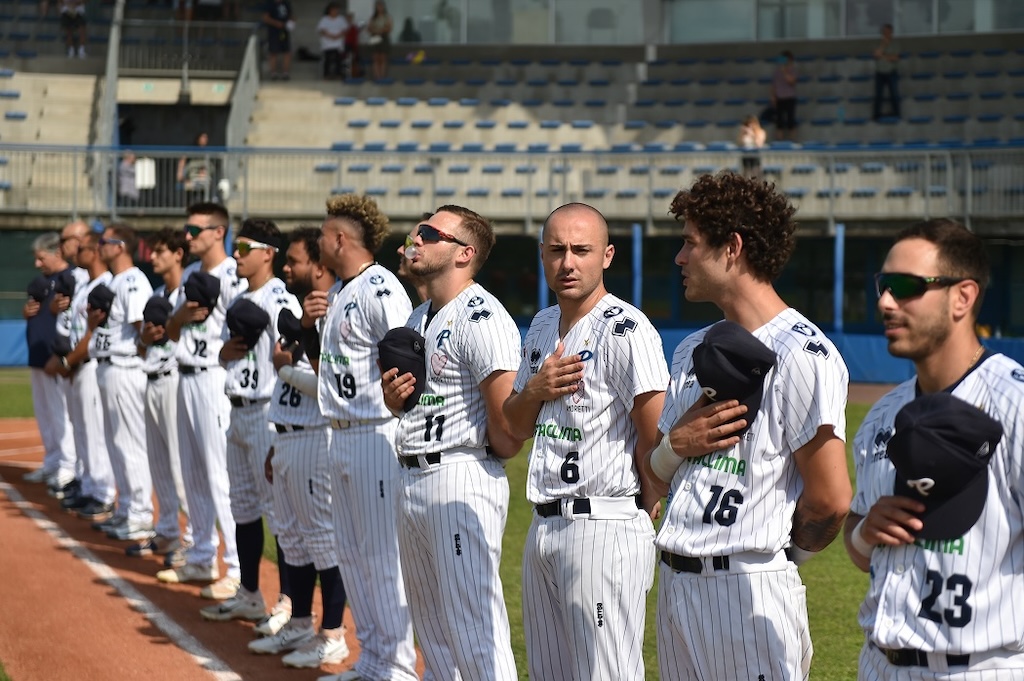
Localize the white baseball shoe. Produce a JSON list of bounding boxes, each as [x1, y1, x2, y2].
[[253, 595, 291, 636], [281, 629, 349, 668], [318, 671, 365, 681], [156, 563, 218, 584], [200, 576, 240, 600], [200, 587, 266, 621], [248, 617, 316, 655]]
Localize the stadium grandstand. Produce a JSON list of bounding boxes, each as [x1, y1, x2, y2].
[[1, 0, 1023, 379]]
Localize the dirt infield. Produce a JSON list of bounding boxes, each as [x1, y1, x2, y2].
[[0, 418, 385, 681]]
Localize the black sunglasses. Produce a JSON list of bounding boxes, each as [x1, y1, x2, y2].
[[185, 223, 224, 238], [874, 272, 971, 300], [411, 223, 468, 247]]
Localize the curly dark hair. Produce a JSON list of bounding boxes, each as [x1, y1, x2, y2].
[[289, 225, 322, 264], [325, 194, 390, 253], [895, 218, 989, 313], [669, 171, 797, 282], [148, 226, 188, 257]]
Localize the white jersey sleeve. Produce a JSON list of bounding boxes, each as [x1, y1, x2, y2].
[[140, 284, 179, 375], [90, 266, 152, 365], [517, 295, 669, 504], [268, 352, 328, 427], [655, 308, 849, 558], [395, 284, 521, 456], [224, 278, 300, 400], [852, 354, 1024, 656], [72, 272, 112, 349], [174, 258, 247, 368], [317, 265, 414, 421]]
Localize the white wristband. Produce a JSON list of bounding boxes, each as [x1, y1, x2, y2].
[[787, 545, 818, 566], [650, 437, 684, 484], [850, 517, 874, 558]]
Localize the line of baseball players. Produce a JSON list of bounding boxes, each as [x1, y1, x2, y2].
[[22, 171, 1024, 681]]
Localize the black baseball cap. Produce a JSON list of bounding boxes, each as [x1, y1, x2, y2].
[[277, 308, 303, 347], [377, 327, 426, 412], [53, 268, 76, 298], [692, 320, 776, 435], [26, 275, 51, 302], [888, 392, 1003, 540], [226, 298, 270, 349], [87, 283, 115, 315], [183, 271, 221, 310], [143, 296, 174, 345]]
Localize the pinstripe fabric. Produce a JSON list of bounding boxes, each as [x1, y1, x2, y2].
[[858, 640, 1024, 680], [145, 371, 190, 541], [398, 457, 517, 681], [272, 426, 336, 569], [97, 364, 153, 527], [523, 512, 656, 680], [851, 354, 1024, 674], [225, 403, 276, 528], [331, 420, 417, 681], [90, 266, 152, 365], [177, 367, 239, 576], [173, 259, 247, 368], [67, 360, 114, 504], [32, 369, 76, 482], [654, 309, 847, 680]]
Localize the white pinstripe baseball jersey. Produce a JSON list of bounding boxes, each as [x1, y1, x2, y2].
[[268, 355, 327, 427], [71, 266, 90, 290], [223, 278, 300, 400], [396, 283, 521, 456], [851, 353, 1024, 657], [514, 294, 670, 504], [656, 309, 849, 557], [174, 258, 247, 368], [141, 285, 179, 375], [58, 271, 112, 347], [90, 266, 152, 365], [317, 264, 413, 421]]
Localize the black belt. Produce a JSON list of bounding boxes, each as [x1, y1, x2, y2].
[[274, 423, 305, 433], [147, 370, 174, 381], [882, 648, 970, 668], [95, 357, 112, 364], [178, 365, 208, 375], [535, 496, 643, 518], [661, 551, 731, 574], [80, 358, 93, 365], [400, 453, 442, 468], [230, 396, 270, 408]]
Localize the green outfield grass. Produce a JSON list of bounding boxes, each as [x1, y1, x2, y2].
[[0, 367, 872, 679]]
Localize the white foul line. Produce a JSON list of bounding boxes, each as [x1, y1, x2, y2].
[[0, 474, 242, 681]]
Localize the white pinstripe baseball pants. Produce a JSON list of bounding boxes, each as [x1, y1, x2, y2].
[[144, 371, 190, 542], [68, 361, 114, 505], [273, 426, 336, 570], [332, 421, 417, 681], [177, 368, 238, 576], [859, 641, 1024, 680], [97, 363, 153, 528], [31, 368, 76, 484], [225, 401, 275, 530], [397, 456, 518, 681]]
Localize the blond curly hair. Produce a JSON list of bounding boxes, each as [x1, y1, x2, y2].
[[325, 194, 390, 253]]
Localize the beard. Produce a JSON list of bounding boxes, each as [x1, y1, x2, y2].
[[287, 276, 313, 300], [887, 311, 951, 362]]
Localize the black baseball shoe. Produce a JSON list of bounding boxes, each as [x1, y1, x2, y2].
[[79, 500, 115, 522], [61, 492, 92, 511]]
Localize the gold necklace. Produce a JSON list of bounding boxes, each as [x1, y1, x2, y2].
[[967, 345, 985, 369]]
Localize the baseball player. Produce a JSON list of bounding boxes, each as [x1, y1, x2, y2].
[[89, 224, 155, 542], [127, 227, 192, 565], [248, 227, 348, 666], [301, 195, 415, 679], [644, 172, 851, 680], [46, 230, 115, 522], [503, 203, 668, 681], [382, 205, 523, 681], [24, 233, 77, 496], [200, 219, 299, 622], [158, 202, 247, 598], [846, 218, 1024, 680]]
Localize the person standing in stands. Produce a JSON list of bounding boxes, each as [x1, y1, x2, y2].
[[263, 0, 295, 80], [770, 50, 798, 142], [873, 23, 901, 120], [367, 1, 392, 81], [317, 2, 347, 81]]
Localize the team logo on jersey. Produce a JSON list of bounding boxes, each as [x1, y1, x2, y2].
[[467, 296, 485, 307], [578, 350, 594, 362], [430, 352, 448, 376], [571, 379, 585, 404], [612, 318, 637, 336], [376, 288, 391, 298], [803, 340, 829, 357], [369, 274, 385, 285], [603, 306, 623, 318], [436, 329, 451, 349], [470, 309, 492, 323], [905, 477, 935, 496], [1013, 368, 1024, 382], [343, 302, 358, 318], [529, 348, 542, 373], [791, 322, 817, 337], [872, 427, 893, 461]]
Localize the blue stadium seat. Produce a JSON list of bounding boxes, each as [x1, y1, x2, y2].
[[536, 188, 558, 198], [515, 165, 537, 174], [588, 80, 610, 88], [913, 93, 938, 102], [427, 97, 449, 106], [723, 98, 747, 106], [634, 99, 656, 108], [811, 118, 837, 127], [980, 91, 1005, 100], [818, 74, 842, 84], [785, 188, 808, 199], [927, 185, 948, 197], [365, 96, 387, 106], [396, 142, 419, 152], [539, 120, 561, 129], [652, 188, 676, 199], [707, 141, 736, 151], [976, 70, 1000, 79], [792, 164, 817, 175], [490, 98, 512, 107], [596, 165, 619, 175], [909, 72, 935, 81], [616, 189, 641, 199], [494, 143, 517, 152], [852, 187, 879, 198], [526, 78, 548, 87], [465, 78, 487, 87], [946, 92, 970, 101], [501, 188, 524, 198], [727, 77, 750, 86], [435, 188, 456, 197], [363, 142, 386, 152], [860, 162, 885, 173], [817, 96, 841, 104], [396, 97, 418, 106], [571, 120, 594, 129], [379, 119, 401, 128], [943, 71, 967, 80], [330, 186, 356, 195], [0, 89, 18, 99], [674, 142, 704, 152], [467, 188, 490, 198], [848, 74, 871, 83], [664, 99, 686, 107], [330, 142, 353, 152], [476, 120, 496, 129], [411, 120, 432, 129], [943, 114, 968, 123], [693, 165, 717, 175], [334, 96, 355, 106], [908, 115, 933, 124], [508, 120, 529, 129], [4, 111, 27, 120], [630, 165, 650, 175], [977, 114, 1003, 123], [584, 99, 606, 107], [816, 188, 844, 198], [886, 187, 914, 197], [448, 164, 470, 174], [624, 120, 646, 129], [399, 187, 422, 197], [461, 143, 485, 153], [347, 119, 370, 129], [552, 99, 574, 107], [348, 163, 372, 173], [314, 163, 338, 173], [527, 143, 549, 153], [428, 142, 451, 152], [413, 164, 433, 174], [654, 120, 676, 129], [643, 143, 667, 152], [695, 98, 716, 107], [443, 120, 465, 129], [434, 78, 457, 86], [381, 163, 404, 173], [552, 164, 571, 174], [459, 98, 479, 107], [583, 188, 608, 199], [684, 120, 709, 128], [482, 164, 504, 174], [894, 161, 921, 172]]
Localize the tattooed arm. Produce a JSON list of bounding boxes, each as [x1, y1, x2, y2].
[[791, 425, 852, 552]]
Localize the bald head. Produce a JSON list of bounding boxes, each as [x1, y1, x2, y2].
[[60, 220, 90, 262], [540, 203, 614, 306], [542, 203, 609, 248]]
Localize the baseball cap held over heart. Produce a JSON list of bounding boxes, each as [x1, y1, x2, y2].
[[378, 327, 426, 412], [888, 392, 1003, 540], [692, 320, 776, 436]]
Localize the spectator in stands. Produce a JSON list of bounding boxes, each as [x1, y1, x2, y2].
[[770, 50, 797, 141], [873, 23, 900, 120], [367, 0, 393, 81], [177, 133, 215, 206], [399, 17, 421, 43], [118, 152, 140, 207], [263, 0, 295, 80], [343, 11, 363, 79], [738, 115, 767, 177], [58, 0, 87, 59], [318, 2, 347, 80]]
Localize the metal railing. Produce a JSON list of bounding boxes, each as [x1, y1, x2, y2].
[[119, 20, 258, 77], [3, 145, 1023, 227]]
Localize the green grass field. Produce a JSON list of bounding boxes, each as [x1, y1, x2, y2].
[[1, 368, 873, 679]]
